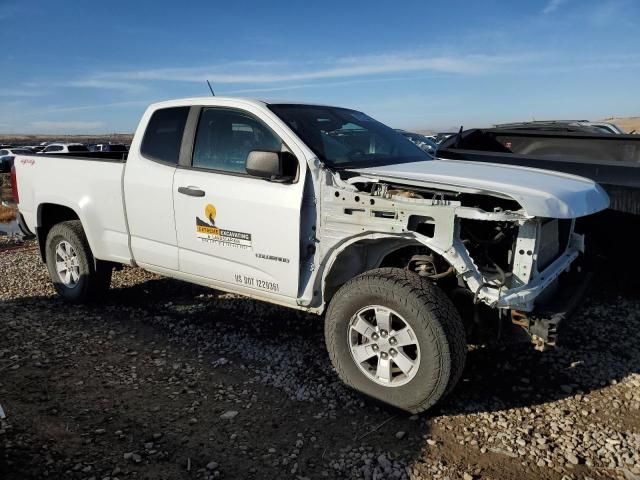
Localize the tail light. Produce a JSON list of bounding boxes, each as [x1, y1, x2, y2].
[[10, 164, 19, 204]]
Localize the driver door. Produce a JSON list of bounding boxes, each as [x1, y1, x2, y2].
[[172, 106, 303, 299]]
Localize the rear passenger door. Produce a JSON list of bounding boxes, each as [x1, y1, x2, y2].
[[172, 106, 303, 299], [124, 106, 189, 270]]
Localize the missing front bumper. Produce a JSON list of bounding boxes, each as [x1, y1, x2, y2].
[[510, 270, 592, 351]]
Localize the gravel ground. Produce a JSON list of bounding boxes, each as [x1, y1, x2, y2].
[[1, 237, 639, 480]]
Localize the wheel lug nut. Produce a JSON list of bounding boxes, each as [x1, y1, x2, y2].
[[371, 333, 379, 341], [380, 330, 388, 338], [389, 337, 397, 345], [372, 344, 379, 352], [389, 348, 397, 357], [380, 352, 389, 359]]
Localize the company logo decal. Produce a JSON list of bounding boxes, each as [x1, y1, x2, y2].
[[196, 203, 252, 249]]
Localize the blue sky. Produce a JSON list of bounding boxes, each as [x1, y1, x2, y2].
[[1, 0, 639, 134]]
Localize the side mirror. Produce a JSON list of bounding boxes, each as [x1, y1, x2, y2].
[[245, 150, 298, 182]]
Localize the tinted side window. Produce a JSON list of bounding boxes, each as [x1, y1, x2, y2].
[[141, 106, 189, 164], [67, 145, 89, 152], [192, 108, 282, 173], [46, 146, 63, 152], [0, 150, 7, 156]]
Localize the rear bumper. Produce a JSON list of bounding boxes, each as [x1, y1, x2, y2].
[[510, 269, 592, 350]]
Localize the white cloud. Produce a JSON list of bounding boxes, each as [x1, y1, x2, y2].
[[71, 52, 528, 90], [29, 121, 106, 133], [0, 88, 45, 97], [543, 0, 569, 14], [221, 76, 409, 95], [37, 100, 150, 114], [65, 79, 148, 93]]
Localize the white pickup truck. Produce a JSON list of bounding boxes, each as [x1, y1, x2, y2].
[[12, 97, 608, 413]]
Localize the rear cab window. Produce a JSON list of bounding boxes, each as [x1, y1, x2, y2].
[[141, 106, 190, 164]]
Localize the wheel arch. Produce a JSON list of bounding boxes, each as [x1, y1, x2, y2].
[[36, 203, 83, 262], [320, 234, 453, 308]]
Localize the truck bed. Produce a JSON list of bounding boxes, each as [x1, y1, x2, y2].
[[14, 153, 131, 264], [438, 129, 640, 214]]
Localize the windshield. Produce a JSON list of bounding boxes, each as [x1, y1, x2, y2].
[[268, 104, 430, 169]]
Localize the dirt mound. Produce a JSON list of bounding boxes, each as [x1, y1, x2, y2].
[[601, 117, 640, 133]]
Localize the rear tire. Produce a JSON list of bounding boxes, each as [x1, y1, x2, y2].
[[325, 268, 466, 413], [45, 220, 112, 303]]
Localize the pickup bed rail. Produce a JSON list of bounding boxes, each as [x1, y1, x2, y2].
[[39, 151, 128, 162]]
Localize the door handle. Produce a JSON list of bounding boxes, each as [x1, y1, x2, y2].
[[178, 186, 206, 197]]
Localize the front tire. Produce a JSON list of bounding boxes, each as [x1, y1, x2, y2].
[[45, 220, 112, 303], [325, 268, 466, 413]]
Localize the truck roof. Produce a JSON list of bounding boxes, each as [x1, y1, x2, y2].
[[147, 96, 344, 111]]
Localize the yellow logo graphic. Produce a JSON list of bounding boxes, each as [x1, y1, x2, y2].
[[205, 204, 217, 225], [195, 203, 252, 249], [196, 225, 219, 235]]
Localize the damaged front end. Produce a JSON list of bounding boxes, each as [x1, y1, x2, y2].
[[318, 170, 594, 350], [456, 213, 589, 350]]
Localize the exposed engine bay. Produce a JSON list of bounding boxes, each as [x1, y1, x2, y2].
[[315, 171, 587, 349]]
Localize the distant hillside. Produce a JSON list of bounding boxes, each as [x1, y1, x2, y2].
[[1, 117, 638, 145], [601, 117, 640, 134]]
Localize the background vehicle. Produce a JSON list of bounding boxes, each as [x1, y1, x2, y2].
[[88, 143, 128, 153], [494, 120, 626, 135], [438, 127, 640, 214], [22, 145, 45, 153], [0, 147, 34, 173], [433, 132, 456, 144], [1, 154, 14, 174], [39, 143, 90, 154], [0, 148, 35, 155], [12, 97, 608, 413], [396, 130, 438, 155]]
